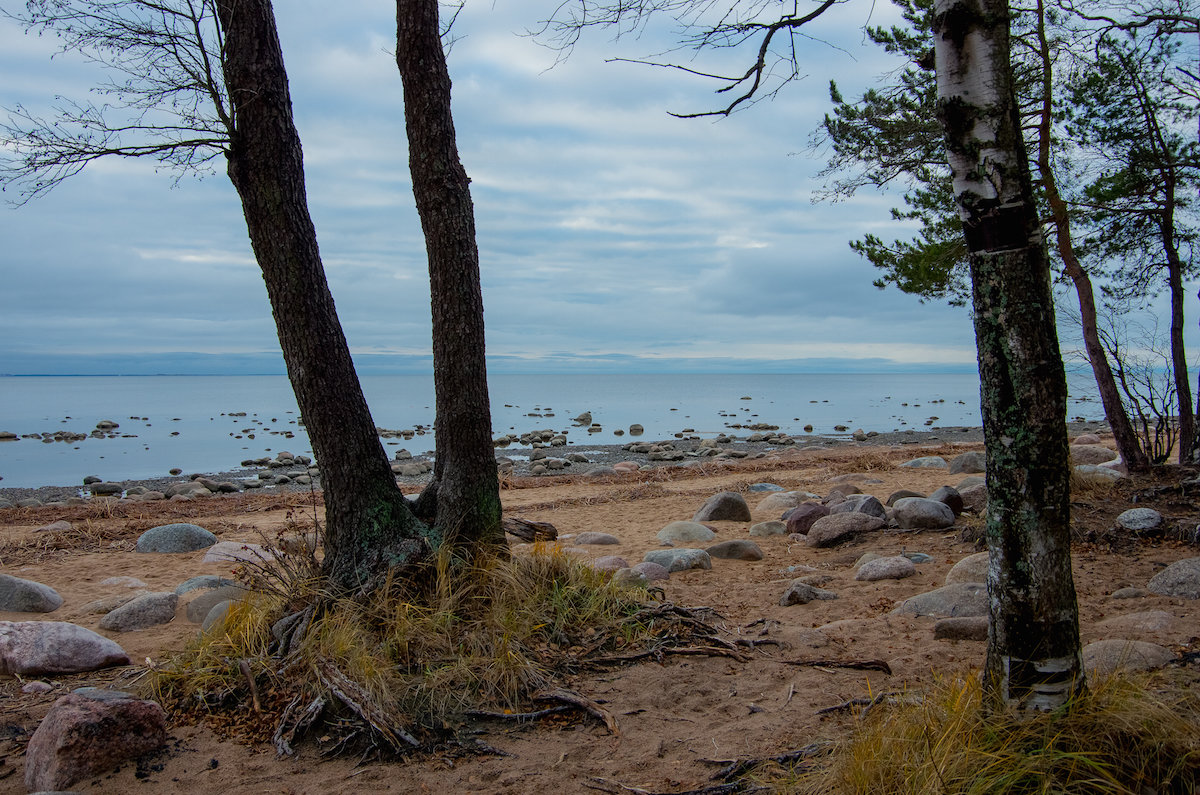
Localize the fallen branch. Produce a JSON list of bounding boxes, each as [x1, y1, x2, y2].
[[781, 658, 892, 675], [706, 741, 835, 782], [534, 687, 620, 736], [591, 645, 750, 665], [315, 659, 419, 749], [502, 517, 558, 542], [465, 705, 573, 722], [273, 693, 326, 757]]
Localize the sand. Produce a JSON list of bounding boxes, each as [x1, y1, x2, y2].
[[2, 432, 1198, 794]]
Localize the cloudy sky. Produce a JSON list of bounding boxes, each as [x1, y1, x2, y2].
[[0, 0, 1182, 376]]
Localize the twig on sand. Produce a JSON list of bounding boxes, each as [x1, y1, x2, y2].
[[704, 741, 835, 782], [781, 658, 892, 675], [465, 705, 573, 722], [535, 687, 620, 736]]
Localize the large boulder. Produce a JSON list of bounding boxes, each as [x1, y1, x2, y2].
[[0, 621, 129, 676], [1069, 444, 1120, 465], [892, 583, 988, 617], [829, 494, 886, 519], [1116, 508, 1163, 533], [929, 485, 964, 516], [24, 690, 167, 792], [805, 513, 886, 548], [656, 521, 715, 545], [1147, 557, 1200, 599], [692, 491, 752, 522], [900, 456, 948, 469], [0, 573, 63, 613], [642, 548, 712, 573], [786, 502, 830, 536], [949, 451, 986, 474], [1082, 639, 1174, 676], [945, 551, 989, 585], [705, 540, 764, 561], [855, 556, 916, 581], [135, 522, 217, 553], [99, 592, 178, 632], [892, 497, 956, 530], [748, 520, 787, 537]]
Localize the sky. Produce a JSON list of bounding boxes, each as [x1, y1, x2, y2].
[[0, 0, 1190, 376]]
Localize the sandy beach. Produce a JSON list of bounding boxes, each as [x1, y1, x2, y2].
[[2, 426, 1198, 794]]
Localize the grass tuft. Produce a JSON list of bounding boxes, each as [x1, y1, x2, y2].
[[768, 673, 1200, 795]]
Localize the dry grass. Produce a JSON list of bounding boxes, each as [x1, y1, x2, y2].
[[763, 673, 1200, 794]]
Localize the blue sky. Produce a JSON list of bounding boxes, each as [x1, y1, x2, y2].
[[0, 0, 1179, 376]]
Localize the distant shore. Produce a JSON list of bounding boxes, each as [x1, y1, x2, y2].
[[0, 421, 1111, 508]]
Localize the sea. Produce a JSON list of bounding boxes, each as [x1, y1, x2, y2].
[[0, 372, 1106, 489]]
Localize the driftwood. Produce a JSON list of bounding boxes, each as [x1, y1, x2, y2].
[[704, 741, 834, 782], [781, 658, 892, 675], [502, 517, 559, 542], [534, 687, 620, 736]]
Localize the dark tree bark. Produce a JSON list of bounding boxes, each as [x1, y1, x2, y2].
[[395, 0, 504, 552], [1030, 0, 1149, 473], [933, 0, 1083, 711], [217, 0, 430, 591]]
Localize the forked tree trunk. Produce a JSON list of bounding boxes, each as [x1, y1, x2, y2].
[[932, 0, 1083, 711], [217, 0, 430, 591], [395, 0, 504, 552], [1031, 0, 1149, 473]]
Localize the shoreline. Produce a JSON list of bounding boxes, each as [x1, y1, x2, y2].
[[0, 421, 1110, 508]]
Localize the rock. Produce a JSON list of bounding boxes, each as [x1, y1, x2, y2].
[[591, 556, 629, 573], [656, 521, 715, 545], [1074, 433, 1102, 445], [934, 616, 989, 641], [853, 551, 882, 570], [1093, 610, 1176, 639], [958, 484, 988, 514], [786, 502, 830, 536], [1111, 587, 1149, 599], [202, 540, 274, 564], [0, 622, 129, 676], [892, 582, 988, 617], [89, 481, 125, 496], [1147, 557, 1200, 599], [1073, 464, 1124, 484], [184, 585, 249, 623], [200, 600, 235, 632], [631, 561, 670, 581], [99, 576, 146, 589], [749, 483, 785, 492], [22, 680, 53, 693], [829, 494, 886, 519], [826, 483, 862, 498], [855, 556, 916, 581], [748, 520, 787, 537], [98, 592, 178, 632], [575, 532, 621, 545], [135, 523, 217, 554], [0, 574, 63, 613], [756, 491, 804, 517], [612, 568, 648, 587], [79, 593, 143, 615], [33, 520, 72, 534], [945, 551, 989, 585], [892, 497, 956, 530], [806, 513, 886, 547], [900, 456, 948, 469], [642, 548, 712, 573], [175, 575, 238, 596], [587, 466, 619, 477], [948, 451, 987, 474], [929, 485, 964, 516], [692, 491, 752, 522], [1070, 444, 1120, 465], [1082, 639, 1174, 676], [705, 540, 764, 561], [885, 489, 924, 506], [1116, 508, 1163, 532], [24, 690, 167, 792], [779, 581, 839, 606]]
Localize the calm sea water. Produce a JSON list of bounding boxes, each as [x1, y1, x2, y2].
[[0, 372, 1104, 488]]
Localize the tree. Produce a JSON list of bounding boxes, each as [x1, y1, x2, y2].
[[1, 0, 503, 590], [396, 0, 503, 553], [817, 0, 1152, 472], [932, 0, 1082, 709]]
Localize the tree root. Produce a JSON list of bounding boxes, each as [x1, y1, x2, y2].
[[781, 658, 892, 675]]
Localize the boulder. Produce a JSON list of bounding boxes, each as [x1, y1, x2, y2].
[[656, 521, 715, 545], [1073, 464, 1124, 485], [135, 522, 217, 553], [202, 540, 274, 564], [929, 485, 964, 516], [1147, 557, 1200, 599], [892, 582, 988, 617], [748, 520, 787, 537], [892, 497, 956, 530], [612, 568, 648, 588], [958, 484, 988, 514], [756, 491, 803, 516], [900, 456, 948, 469], [945, 551, 989, 585], [786, 502, 830, 536], [780, 581, 839, 606], [175, 575, 238, 596], [1069, 444, 1120, 465], [590, 556, 629, 573], [948, 451, 986, 474], [885, 489, 924, 506], [1082, 639, 1174, 676], [0, 574, 63, 613], [692, 491, 752, 522], [575, 532, 621, 545], [631, 561, 670, 582], [0, 621, 129, 676], [805, 513, 886, 548], [854, 556, 916, 581], [1116, 508, 1163, 533], [98, 592, 178, 632], [642, 548, 712, 573], [184, 585, 249, 623], [829, 494, 886, 519], [705, 540, 764, 561], [934, 616, 989, 641], [24, 690, 167, 792]]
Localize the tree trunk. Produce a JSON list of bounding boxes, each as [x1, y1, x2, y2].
[[217, 0, 430, 591], [395, 0, 503, 552], [1166, 240, 1194, 464], [1030, 0, 1149, 473], [933, 0, 1083, 711]]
